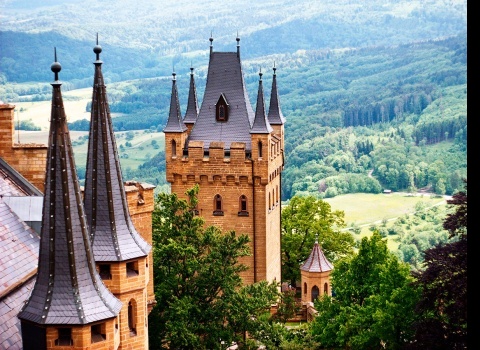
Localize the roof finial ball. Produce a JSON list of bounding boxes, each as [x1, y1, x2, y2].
[[51, 47, 61, 81], [94, 33, 102, 61]]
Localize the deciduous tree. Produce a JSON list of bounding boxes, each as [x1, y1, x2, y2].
[[281, 195, 354, 286]]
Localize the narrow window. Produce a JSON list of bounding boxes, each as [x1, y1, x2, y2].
[[276, 185, 279, 204], [55, 328, 72, 346], [304, 282, 307, 295], [99, 264, 111, 280], [268, 192, 271, 211], [311, 285, 319, 302], [128, 300, 137, 336], [126, 261, 139, 277], [91, 323, 106, 343], [213, 194, 224, 216], [324, 283, 328, 295], [258, 141, 263, 158], [171, 139, 177, 157], [216, 94, 229, 121], [238, 195, 248, 216]]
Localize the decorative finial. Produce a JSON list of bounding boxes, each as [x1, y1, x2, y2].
[[259, 68, 263, 80], [51, 47, 61, 81], [93, 33, 102, 61], [190, 66, 194, 75], [209, 31, 213, 44], [172, 71, 176, 81], [315, 234, 319, 244], [236, 31, 240, 44], [273, 61, 277, 75]]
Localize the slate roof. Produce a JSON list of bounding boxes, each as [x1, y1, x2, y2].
[[250, 72, 273, 134], [163, 72, 187, 133], [183, 67, 199, 125], [0, 200, 39, 350], [17, 57, 122, 325], [267, 66, 286, 125], [187, 49, 255, 150], [0, 158, 42, 196], [83, 42, 151, 262], [300, 239, 333, 273]]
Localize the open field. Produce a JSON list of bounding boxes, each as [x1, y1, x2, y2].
[[324, 192, 449, 250], [19, 130, 165, 172], [324, 192, 447, 228]]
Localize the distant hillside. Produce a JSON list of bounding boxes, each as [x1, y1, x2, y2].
[[1, 0, 467, 86]]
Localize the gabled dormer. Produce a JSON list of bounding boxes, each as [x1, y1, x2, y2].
[[215, 93, 229, 122]]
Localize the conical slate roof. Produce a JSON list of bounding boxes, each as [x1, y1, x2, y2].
[[251, 71, 273, 134], [183, 67, 199, 125], [267, 65, 286, 125], [163, 72, 187, 133], [18, 51, 122, 325], [300, 238, 333, 273], [83, 38, 151, 262], [187, 38, 255, 150]]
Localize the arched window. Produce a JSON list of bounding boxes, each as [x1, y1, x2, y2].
[[258, 141, 263, 158], [311, 285, 319, 302], [304, 282, 307, 295], [171, 139, 176, 157], [128, 300, 137, 336], [272, 188, 275, 207], [238, 195, 248, 216], [324, 283, 328, 295], [213, 194, 224, 216], [268, 192, 271, 211]]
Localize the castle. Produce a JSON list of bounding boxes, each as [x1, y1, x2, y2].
[[164, 35, 286, 285], [0, 35, 332, 348]]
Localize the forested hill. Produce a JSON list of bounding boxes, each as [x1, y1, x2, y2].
[[1, 0, 467, 86], [0, 0, 467, 200]]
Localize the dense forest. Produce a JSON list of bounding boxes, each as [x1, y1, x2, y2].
[[0, 0, 467, 200]]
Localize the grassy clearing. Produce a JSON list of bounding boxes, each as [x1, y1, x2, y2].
[[324, 192, 448, 250], [19, 130, 165, 172]]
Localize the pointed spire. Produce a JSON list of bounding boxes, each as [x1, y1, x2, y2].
[[300, 238, 333, 273], [251, 69, 273, 134], [18, 50, 121, 325], [209, 32, 214, 55], [183, 66, 199, 125], [163, 71, 187, 133], [236, 32, 240, 58], [83, 37, 151, 262], [267, 62, 286, 125]]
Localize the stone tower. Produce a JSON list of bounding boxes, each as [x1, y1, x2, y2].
[[17, 50, 123, 350], [300, 236, 333, 303], [164, 36, 285, 285], [82, 37, 152, 350]]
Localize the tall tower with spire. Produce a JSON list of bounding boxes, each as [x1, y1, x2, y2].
[[82, 36, 152, 350], [164, 36, 286, 285], [18, 49, 122, 350]]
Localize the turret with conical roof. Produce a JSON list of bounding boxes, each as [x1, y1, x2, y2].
[[300, 235, 333, 303], [251, 70, 273, 134], [83, 35, 150, 263], [183, 67, 199, 133], [83, 36, 152, 348], [18, 49, 122, 349]]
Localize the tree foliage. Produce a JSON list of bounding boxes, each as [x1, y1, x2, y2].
[[149, 185, 279, 349], [281, 195, 354, 286], [407, 179, 467, 349], [311, 231, 421, 349]]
